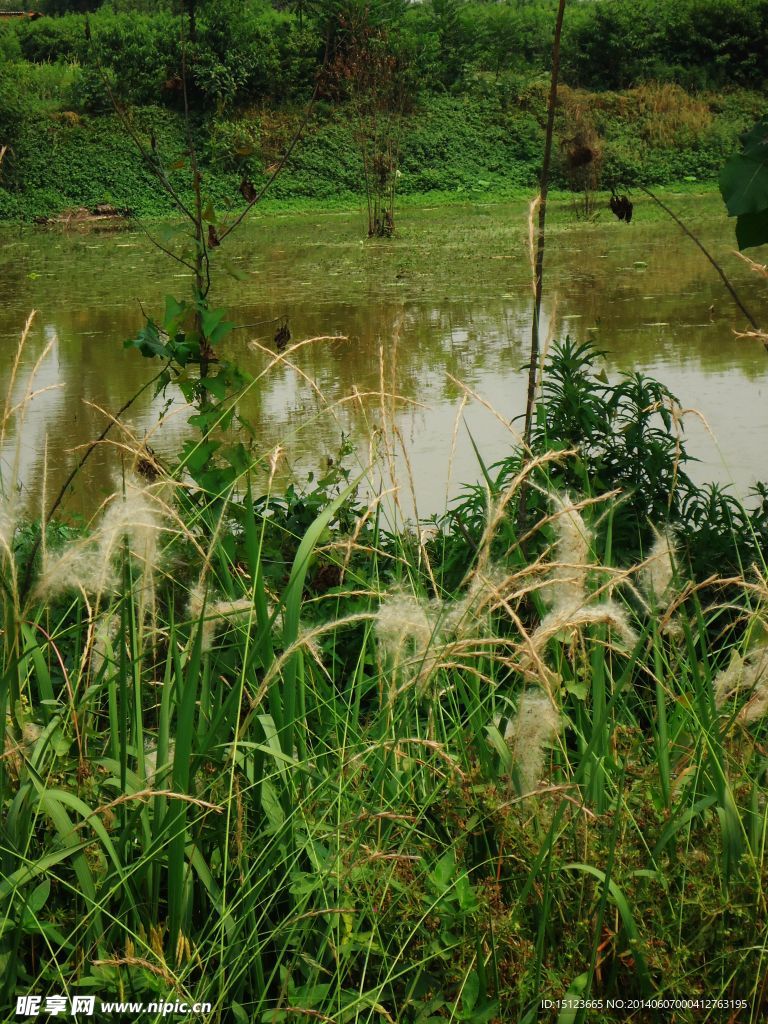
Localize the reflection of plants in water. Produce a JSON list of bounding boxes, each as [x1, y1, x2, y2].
[[611, 184, 762, 341]]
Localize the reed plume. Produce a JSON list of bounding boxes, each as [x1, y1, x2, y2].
[[531, 492, 637, 654], [640, 527, 678, 608], [506, 688, 562, 793], [713, 644, 768, 723], [188, 582, 254, 653]]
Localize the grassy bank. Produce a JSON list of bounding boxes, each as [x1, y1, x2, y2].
[[2, 316, 768, 1021], [0, 87, 764, 222]]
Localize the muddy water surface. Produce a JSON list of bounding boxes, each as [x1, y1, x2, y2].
[[1, 193, 767, 520]]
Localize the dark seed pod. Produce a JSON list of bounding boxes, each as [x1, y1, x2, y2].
[[610, 191, 633, 223], [240, 179, 257, 203], [568, 144, 595, 169], [274, 322, 291, 353], [136, 446, 161, 482]]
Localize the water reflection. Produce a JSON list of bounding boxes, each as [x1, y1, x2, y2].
[[0, 196, 767, 520]]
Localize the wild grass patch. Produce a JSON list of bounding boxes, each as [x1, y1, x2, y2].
[[1, 317, 767, 1021]]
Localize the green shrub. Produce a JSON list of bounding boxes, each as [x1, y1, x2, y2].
[[562, 0, 768, 90], [0, 25, 22, 63], [190, 1, 299, 111], [86, 11, 180, 108], [68, 62, 115, 114], [15, 13, 87, 64], [0, 64, 23, 149]]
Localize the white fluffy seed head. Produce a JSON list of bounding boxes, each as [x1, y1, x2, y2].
[[714, 645, 768, 721], [740, 682, 768, 724], [375, 593, 435, 662], [188, 583, 254, 653], [35, 475, 165, 603], [641, 528, 678, 607], [0, 496, 16, 559], [534, 599, 637, 651], [541, 493, 592, 613], [97, 476, 163, 581], [375, 592, 442, 697], [506, 689, 562, 794], [91, 612, 120, 677], [36, 541, 118, 600], [441, 564, 508, 640]]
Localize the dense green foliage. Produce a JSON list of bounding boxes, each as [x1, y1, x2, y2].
[[5, 0, 768, 99], [3, 329, 768, 1020], [1, 0, 767, 219], [0, 87, 764, 221]]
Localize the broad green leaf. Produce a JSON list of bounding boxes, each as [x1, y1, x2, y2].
[[182, 439, 221, 474], [0, 843, 93, 905], [27, 878, 50, 914], [209, 319, 236, 344], [125, 321, 167, 360], [736, 208, 768, 250], [565, 679, 588, 700], [200, 306, 226, 338], [200, 373, 228, 400], [461, 970, 479, 1015], [719, 117, 768, 249], [163, 295, 185, 333], [485, 723, 513, 773], [557, 972, 589, 1024], [429, 850, 455, 891]]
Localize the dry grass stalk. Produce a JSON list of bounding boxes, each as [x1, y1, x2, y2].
[[0, 315, 61, 597]]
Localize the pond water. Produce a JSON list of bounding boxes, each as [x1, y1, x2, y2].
[[1, 193, 767, 522]]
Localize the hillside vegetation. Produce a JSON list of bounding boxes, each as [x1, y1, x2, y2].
[[1, 0, 767, 218]]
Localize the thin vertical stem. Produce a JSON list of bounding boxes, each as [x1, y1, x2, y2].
[[523, 0, 568, 446]]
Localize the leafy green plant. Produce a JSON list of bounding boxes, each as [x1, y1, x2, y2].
[[720, 115, 768, 249], [2, 318, 768, 1019]]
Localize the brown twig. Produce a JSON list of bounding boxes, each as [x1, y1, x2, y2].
[[518, 0, 568, 537]]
